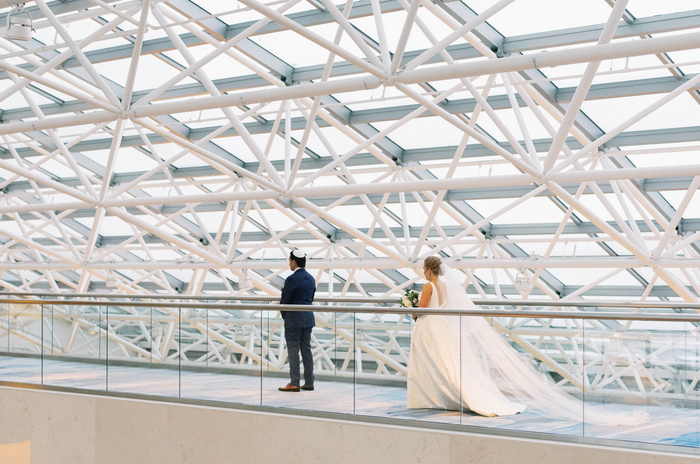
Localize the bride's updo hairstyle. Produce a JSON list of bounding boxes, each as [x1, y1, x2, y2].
[[423, 256, 444, 276]]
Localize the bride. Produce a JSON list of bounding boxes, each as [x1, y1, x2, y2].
[[407, 256, 649, 426]]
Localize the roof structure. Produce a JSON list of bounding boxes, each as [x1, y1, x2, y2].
[[0, 0, 699, 302]]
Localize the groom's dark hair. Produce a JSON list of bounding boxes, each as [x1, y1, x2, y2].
[[290, 250, 306, 268]]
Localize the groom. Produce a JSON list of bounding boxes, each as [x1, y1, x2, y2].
[[278, 250, 316, 392]]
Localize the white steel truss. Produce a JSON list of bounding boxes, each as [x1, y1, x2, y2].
[[0, 0, 699, 396]]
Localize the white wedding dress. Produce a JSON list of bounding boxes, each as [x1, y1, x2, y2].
[[407, 266, 650, 426], [408, 281, 526, 416]]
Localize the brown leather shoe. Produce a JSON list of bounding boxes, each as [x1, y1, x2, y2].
[[279, 383, 300, 392], [301, 384, 314, 391]]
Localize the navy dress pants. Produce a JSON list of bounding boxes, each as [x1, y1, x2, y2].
[[285, 327, 314, 387]]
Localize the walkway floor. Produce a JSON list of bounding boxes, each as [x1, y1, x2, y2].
[[1, 355, 698, 448]]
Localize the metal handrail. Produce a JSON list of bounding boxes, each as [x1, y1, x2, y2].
[[3, 298, 700, 322], [1, 291, 700, 310], [0, 291, 395, 304]]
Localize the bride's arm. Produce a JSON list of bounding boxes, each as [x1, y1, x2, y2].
[[413, 283, 432, 320]]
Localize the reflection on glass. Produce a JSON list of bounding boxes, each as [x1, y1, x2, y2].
[[457, 313, 586, 437], [3, 301, 42, 384], [355, 309, 413, 421], [685, 321, 700, 448], [262, 301, 353, 414], [41, 302, 109, 390], [320, 308, 354, 414], [106, 304, 178, 397], [583, 315, 689, 445], [261, 304, 280, 407], [181, 302, 224, 402], [0, 302, 6, 353], [181, 302, 264, 406], [0, 302, 8, 381]]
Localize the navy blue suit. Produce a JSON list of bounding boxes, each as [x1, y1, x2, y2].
[[280, 267, 316, 328], [280, 267, 316, 386]]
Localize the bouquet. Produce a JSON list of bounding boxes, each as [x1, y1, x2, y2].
[[399, 289, 420, 308]]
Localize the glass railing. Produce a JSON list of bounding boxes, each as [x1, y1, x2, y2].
[[1, 294, 699, 451]]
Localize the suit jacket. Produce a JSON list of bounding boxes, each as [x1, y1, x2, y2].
[[280, 267, 316, 328]]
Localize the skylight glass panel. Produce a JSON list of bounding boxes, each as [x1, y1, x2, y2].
[[628, 0, 699, 17], [0, 0, 696, 309], [472, 0, 613, 35], [581, 92, 700, 133], [249, 27, 335, 67], [372, 116, 462, 149]]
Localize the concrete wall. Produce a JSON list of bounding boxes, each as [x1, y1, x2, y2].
[[0, 386, 696, 464]]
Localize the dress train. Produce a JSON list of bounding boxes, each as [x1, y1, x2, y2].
[[406, 276, 650, 426]]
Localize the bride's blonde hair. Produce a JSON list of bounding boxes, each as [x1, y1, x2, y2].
[[423, 256, 444, 276]]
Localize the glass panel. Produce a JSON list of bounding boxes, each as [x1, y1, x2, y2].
[[183, 301, 263, 405], [685, 320, 700, 449], [460, 313, 585, 437], [42, 302, 107, 390], [181, 301, 218, 402], [355, 309, 414, 421], [262, 302, 351, 413], [261, 302, 282, 407], [1, 301, 43, 384], [261, 302, 283, 408], [106, 303, 179, 397], [0, 302, 10, 381], [322, 307, 354, 414], [583, 314, 690, 445]]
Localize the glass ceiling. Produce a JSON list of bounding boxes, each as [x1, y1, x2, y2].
[[0, 0, 699, 302]]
